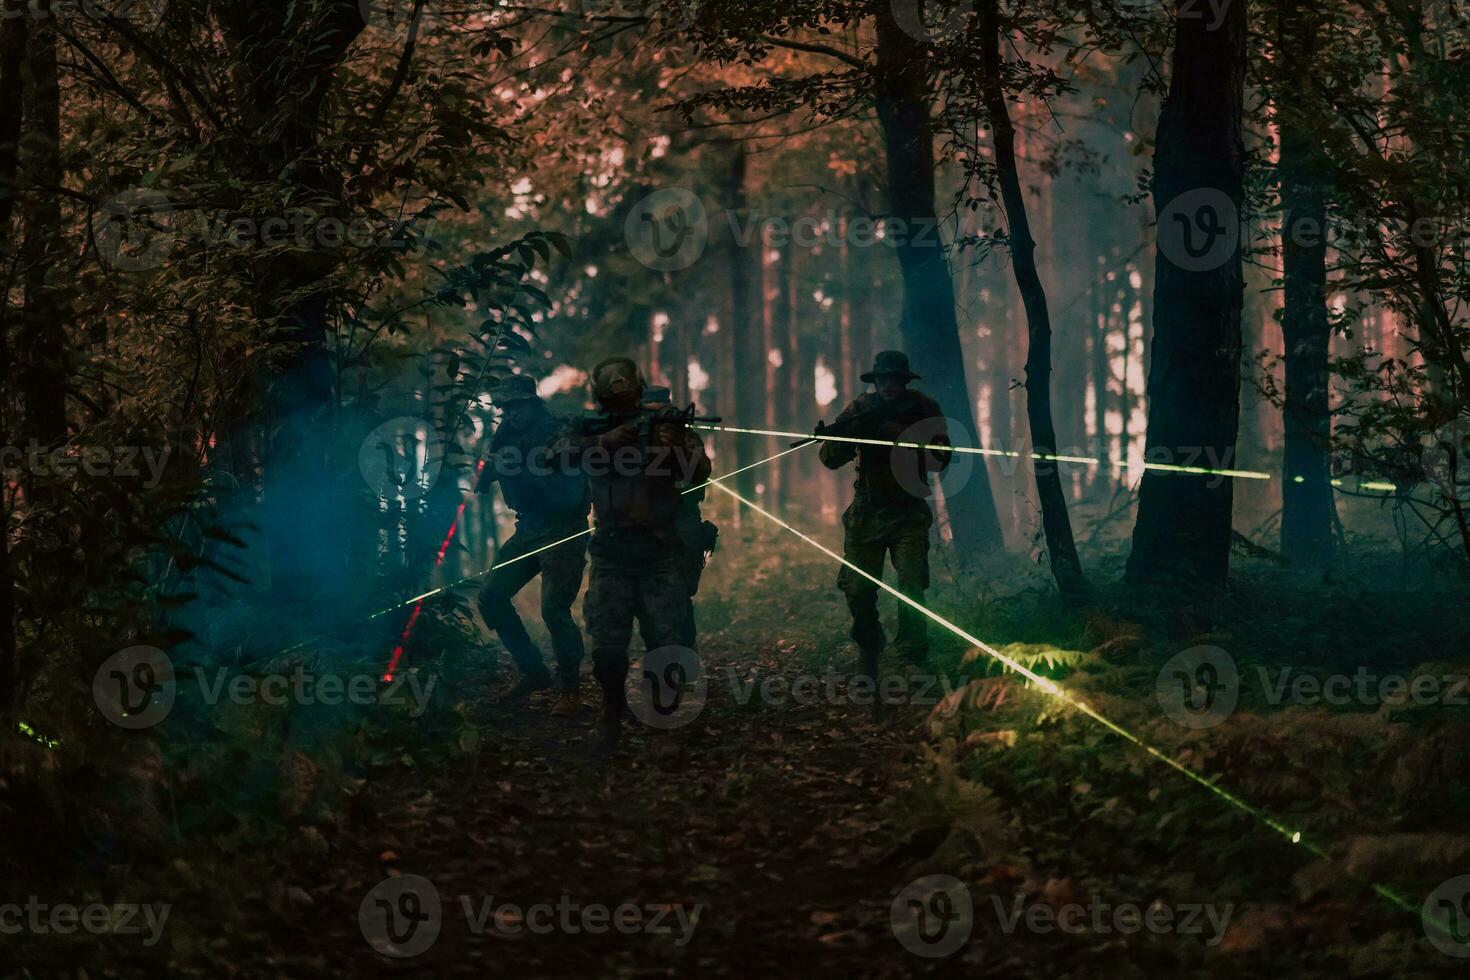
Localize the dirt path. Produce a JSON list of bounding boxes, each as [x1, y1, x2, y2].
[[248, 543, 962, 977]]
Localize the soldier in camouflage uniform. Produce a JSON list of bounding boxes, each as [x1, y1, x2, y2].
[[549, 359, 711, 747], [819, 351, 951, 685], [638, 386, 715, 650], [474, 374, 591, 717]]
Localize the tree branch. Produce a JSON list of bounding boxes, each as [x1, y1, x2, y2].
[[757, 34, 870, 72]]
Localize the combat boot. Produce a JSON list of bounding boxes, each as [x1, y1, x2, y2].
[[597, 699, 623, 749], [503, 667, 552, 703], [858, 646, 884, 721]]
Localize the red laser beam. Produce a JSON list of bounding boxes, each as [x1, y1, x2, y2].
[[382, 459, 485, 683]]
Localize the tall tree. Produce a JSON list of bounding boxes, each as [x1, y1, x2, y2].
[[17, 18, 67, 448], [977, 0, 1085, 595], [725, 147, 763, 506], [873, 6, 1004, 554], [1275, 0, 1337, 565], [681, 4, 1006, 553], [0, 8, 21, 719], [213, 1, 365, 600], [1126, 0, 1248, 586]]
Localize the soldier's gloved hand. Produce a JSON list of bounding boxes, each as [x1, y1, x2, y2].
[[597, 422, 640, 451], [653, 422, 681, 448]]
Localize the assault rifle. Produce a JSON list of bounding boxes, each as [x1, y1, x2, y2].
[[789, 400, 899, 449], [579, 403, 722, 444]]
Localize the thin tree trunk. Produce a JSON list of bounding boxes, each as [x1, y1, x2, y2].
[[17, 18, 66, 448], [838, 215, 855, 403], [1127, 0, 1248, 586], [979, 2, 1085, 595], [1089, 257, 1109, 497], [762, 225, 782, 504], [990, 313, 1016, 546], [725, 147, 762, 506], [0, 10, 24, 720], [1277, 0, 1336, 563], [874, 8, 1004, 555], [780, 233, 799, 510]]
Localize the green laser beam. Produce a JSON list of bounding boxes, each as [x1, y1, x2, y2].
[[695, 423, 1405, 491], [705, 479, 1444, 935], [12, 720, 61, 749]]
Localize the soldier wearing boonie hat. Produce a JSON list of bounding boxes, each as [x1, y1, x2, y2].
[[819, 351, 952, 711]]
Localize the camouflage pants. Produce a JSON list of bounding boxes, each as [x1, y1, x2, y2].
[[586, 538, 690, 711], [837, 497, 933, 663], [638, 505, 705, 650], [477, 522, 588, 690]]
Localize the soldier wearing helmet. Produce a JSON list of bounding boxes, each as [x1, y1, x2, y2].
[[549, 358, 711, 747]]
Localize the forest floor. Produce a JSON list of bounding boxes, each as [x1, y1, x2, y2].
[[7, 516, 1470, 978]]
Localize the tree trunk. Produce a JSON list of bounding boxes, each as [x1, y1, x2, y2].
[[762, 226, 782, 504], [724, 147, 762, 506], [0, 10, 23, 719], [17, 18, 67, 448], [1126, 0, 1248, 586], [874, 8, 1003, 555], [214, 2, 364, 600], [1276, 0, 1336, 565], [979, 3, 1086, 595], [779, 233, 799, 510], [838, 215, 856, 403], [1087, 233, 1110, 497]]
